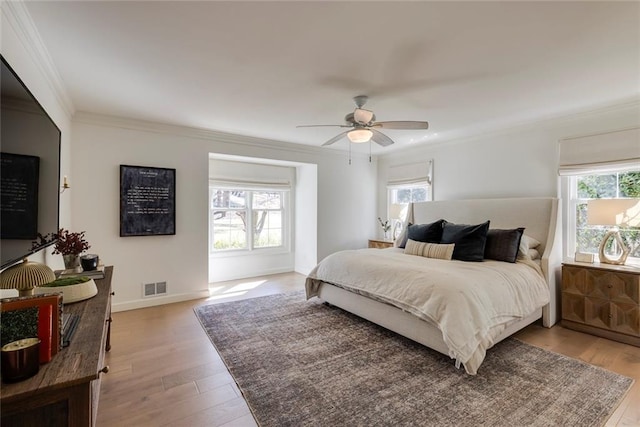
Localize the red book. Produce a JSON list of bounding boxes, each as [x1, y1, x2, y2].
[[38, 304, 53, 363]]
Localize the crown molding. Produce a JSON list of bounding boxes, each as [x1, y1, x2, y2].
[[2, 1, 75, 117], [73, 111, 376, 161]]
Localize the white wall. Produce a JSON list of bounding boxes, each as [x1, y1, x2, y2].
[[71, 114, 377, 311], [377, 101, 640, 252], [295, 163, 318, 275]]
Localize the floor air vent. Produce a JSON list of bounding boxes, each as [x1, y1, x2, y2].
[[143, 281, 168, 297]]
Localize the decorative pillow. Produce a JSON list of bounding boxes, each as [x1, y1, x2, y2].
[[440, 220, 490, 262], [517, 235, 542, 260], [484, 228, 525, 263], [528, 248, 540, 260], [407, 219, 445, 244], [394, 222, 412, 249], [404, 239, 455, 260]]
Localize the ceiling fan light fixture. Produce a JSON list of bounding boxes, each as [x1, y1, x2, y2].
[[347, 128, 373, 143], [354, 108, 374, 124]]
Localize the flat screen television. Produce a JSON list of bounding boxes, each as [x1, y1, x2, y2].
[[1, 55, 61, 269]]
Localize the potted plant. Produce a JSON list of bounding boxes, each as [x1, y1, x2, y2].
[[34, 229, 91, 270], [378, 217, 391, 240]]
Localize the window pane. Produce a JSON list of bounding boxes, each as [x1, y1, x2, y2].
[[577, 174, 616, 198], [619, 171, 640, 197], [254, 210, 282, 248], [212, 210, 246, 250], [395, 189, 412, 204], [573, 171, 640, 260], [411, 187, 427, 202], [253, 192, 282, 209], [211, 190, 246, 209]]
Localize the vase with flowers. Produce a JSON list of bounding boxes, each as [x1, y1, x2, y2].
[[34, 229, 91, 270], [378, 217, 391, 240]]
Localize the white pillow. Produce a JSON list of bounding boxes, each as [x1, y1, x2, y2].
[[518, 235, 541, 260], [404, 239, 455, 260]]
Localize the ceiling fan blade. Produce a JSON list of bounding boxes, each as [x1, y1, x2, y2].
[[322, 131, 349, 146], [373, 121, 429, 130], [296, 124, 350, 128], [370, 129, 395, 147]]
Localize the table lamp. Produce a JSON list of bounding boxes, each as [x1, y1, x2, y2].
[[587, 198, 640, 265], [389, 203, 407, 240], [0, 259, 56, 296]]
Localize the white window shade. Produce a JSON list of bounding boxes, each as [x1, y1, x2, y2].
[[209, 159, 293, 190], [387, 160, 433, 187], [558, 127, 640, 176], [209, 179, 290, 191]]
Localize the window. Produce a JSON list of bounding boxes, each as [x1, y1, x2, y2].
[[210, 188, 287, 252], [568, 169, 640, 259], [386, 160, 433, 216], [388, 182, 430, 205]]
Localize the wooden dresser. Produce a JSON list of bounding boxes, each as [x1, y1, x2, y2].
[[561, 261, 639, 347], [368, 239, 394, 249], [1, 266, 114, 426]]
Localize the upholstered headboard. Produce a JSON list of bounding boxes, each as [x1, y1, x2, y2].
[[407, 197, 562, 326]]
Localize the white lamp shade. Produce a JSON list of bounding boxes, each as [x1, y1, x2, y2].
[[347, 129, 373, 143], [587, 198, 640, 227], [389, 203, 406, 221]]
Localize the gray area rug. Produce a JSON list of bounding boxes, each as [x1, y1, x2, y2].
[[194, 291, 633, 427]]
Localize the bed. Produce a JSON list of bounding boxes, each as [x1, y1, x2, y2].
[[306, 197, 562, 374]]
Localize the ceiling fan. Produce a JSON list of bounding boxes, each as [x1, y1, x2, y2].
[[297, 95, 429, 147]]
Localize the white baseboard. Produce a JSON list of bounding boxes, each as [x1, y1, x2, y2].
[[112, 289, 209, 313], [210, 266, 293, 283]]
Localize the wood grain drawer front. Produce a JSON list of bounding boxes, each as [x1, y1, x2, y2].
[[611, 303, 640, 335], [562, 266, 640, 304], [562, 293, 586, 323], [368, 240, 393, 249], [562, 264, 640, 345]]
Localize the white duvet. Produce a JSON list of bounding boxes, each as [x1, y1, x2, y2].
[[306, 248, 550, 374]]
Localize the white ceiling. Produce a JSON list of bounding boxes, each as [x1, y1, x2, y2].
[[24, 1, 640, 153]]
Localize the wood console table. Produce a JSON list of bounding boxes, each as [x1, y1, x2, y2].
[[1, 266, 113, 426]]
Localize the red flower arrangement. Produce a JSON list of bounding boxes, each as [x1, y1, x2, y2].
[[33, 228, 91, 256]]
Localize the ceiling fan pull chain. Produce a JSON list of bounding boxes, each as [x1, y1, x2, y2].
[[349, 141, 352, 165], [369, 140, 372, 163]]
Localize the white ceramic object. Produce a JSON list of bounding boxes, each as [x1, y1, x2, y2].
[[35, 279, 97, 304]]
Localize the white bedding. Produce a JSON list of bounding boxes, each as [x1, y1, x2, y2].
[[306, 247, 550, 374]]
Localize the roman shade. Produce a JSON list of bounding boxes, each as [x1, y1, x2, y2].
[[558, 127, 640, 175], [387, 160, 433, 187], [209, 159, 293, 190], [209, 179, 290, 191]]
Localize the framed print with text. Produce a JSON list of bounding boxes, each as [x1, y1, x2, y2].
[[120, 165, 175, 237]]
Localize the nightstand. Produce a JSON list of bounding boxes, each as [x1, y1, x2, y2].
[[368, 239, 394, 249], [561, 260, 639, 347]]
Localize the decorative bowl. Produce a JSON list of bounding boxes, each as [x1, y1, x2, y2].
[[35, 278, 97, 304]]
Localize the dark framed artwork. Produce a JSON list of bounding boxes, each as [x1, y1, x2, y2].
[[0, 152, 40, 239], [120, 165, 176, 237]]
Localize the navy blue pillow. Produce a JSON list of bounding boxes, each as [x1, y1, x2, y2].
[[407, 220, 445, 244], [484, 228, 525, 263], [440, 220, 490, 261]]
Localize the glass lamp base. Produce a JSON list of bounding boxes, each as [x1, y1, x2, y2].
[[599, 229, 630, 265]]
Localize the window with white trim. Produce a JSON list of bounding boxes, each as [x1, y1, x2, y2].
[[567, 169, 640, 260], [388, 182, 431, 205], [210, 188, 288, 252], [386, 160, 433, 221]]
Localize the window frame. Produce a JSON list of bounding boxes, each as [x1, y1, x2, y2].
[[209, 187, 290, 255], [564, 168, 640, 262], [387, 181, 432, 207]]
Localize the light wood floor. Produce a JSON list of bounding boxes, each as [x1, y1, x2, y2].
[[97, 272, 640, 426]]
